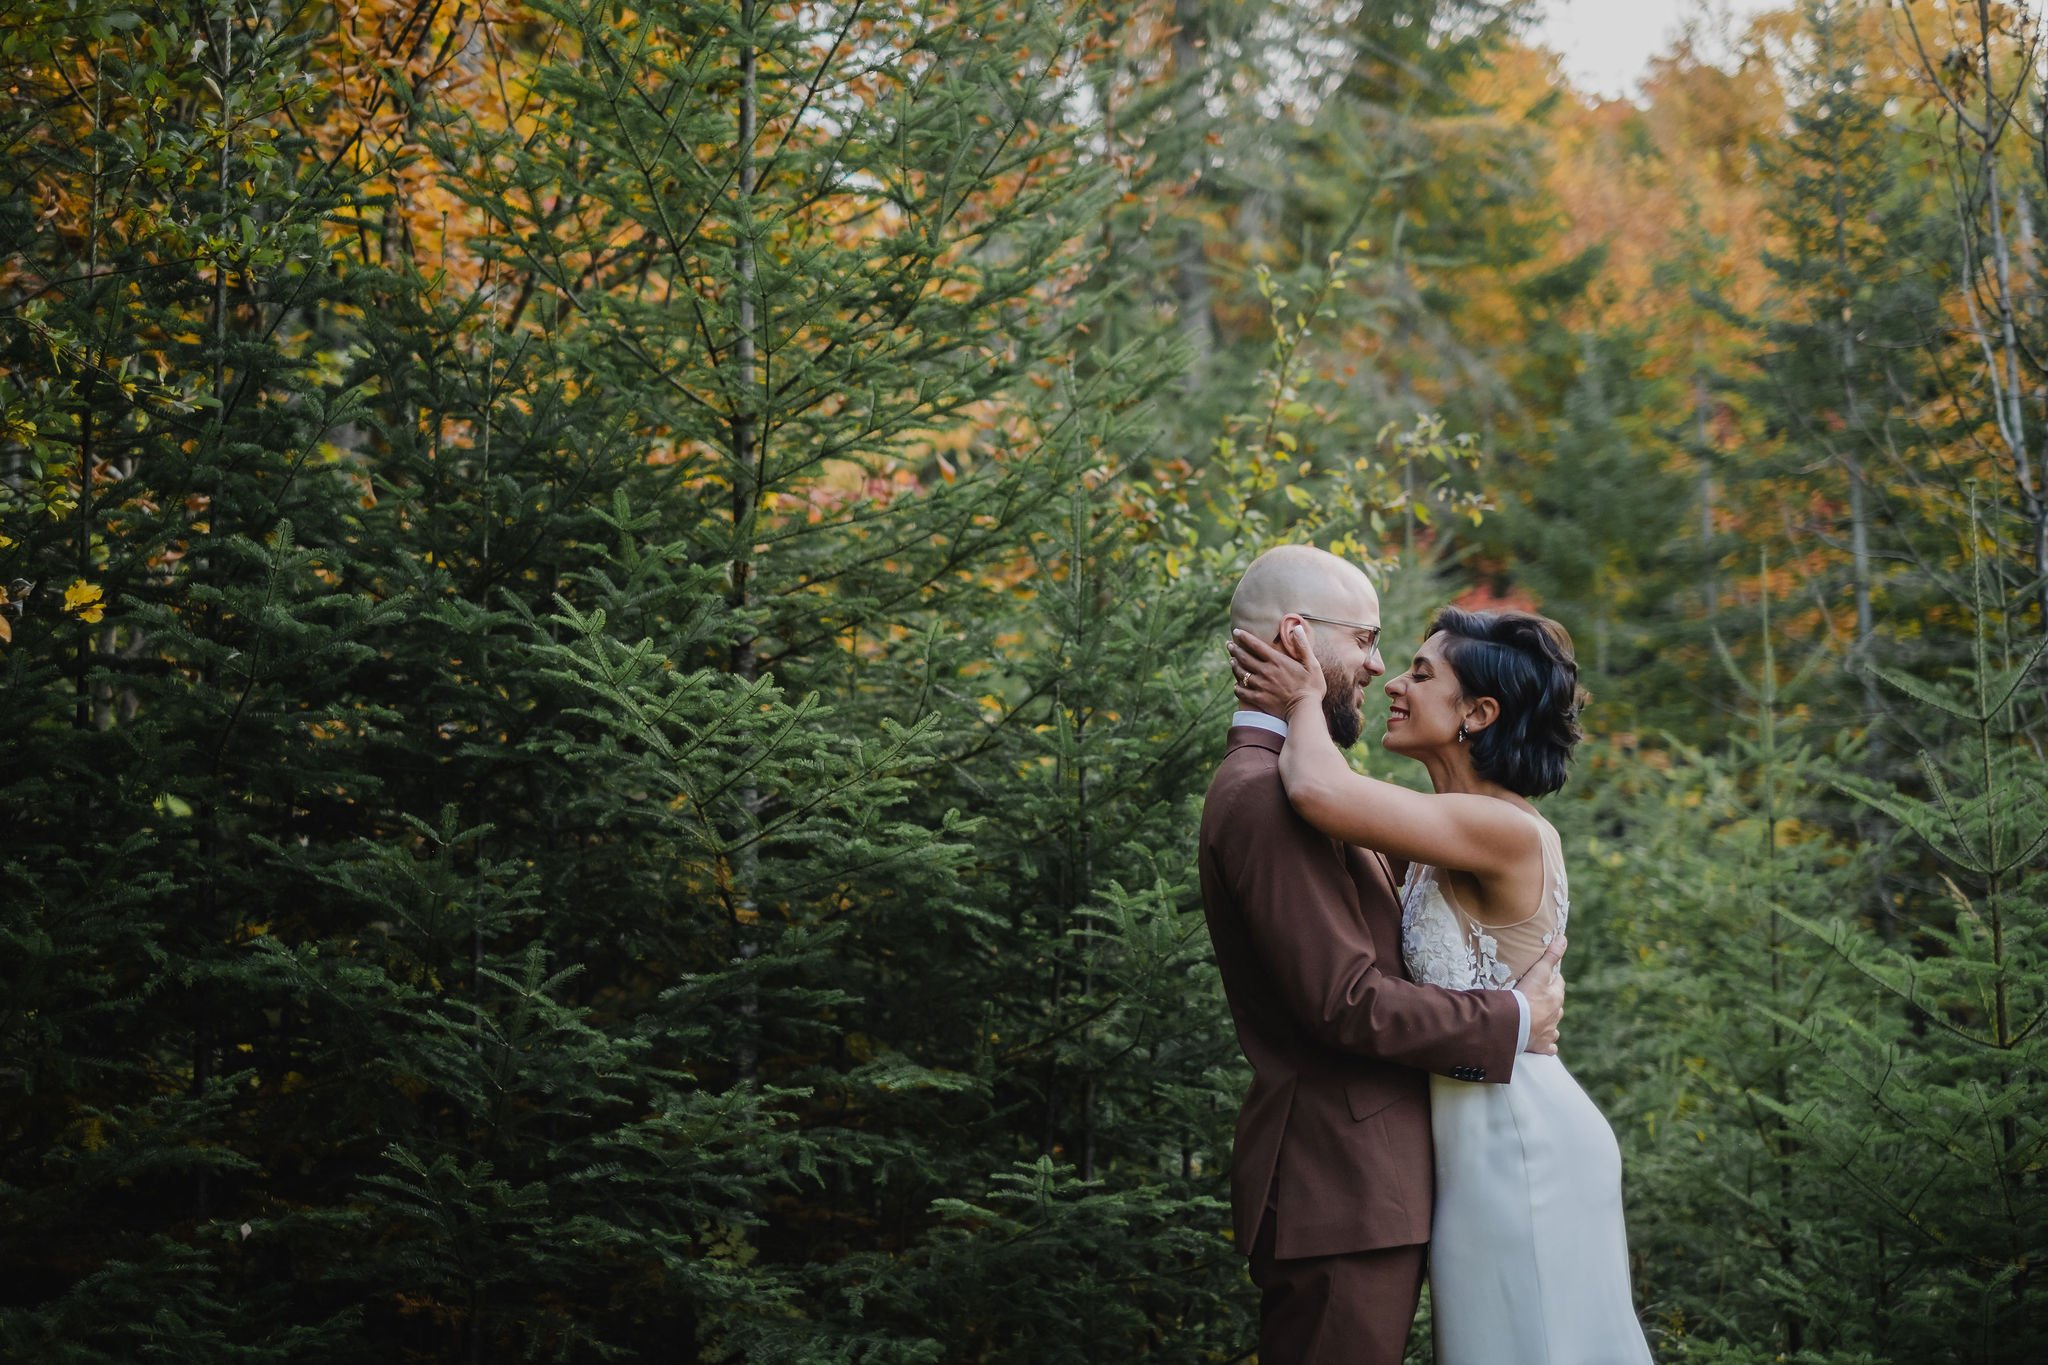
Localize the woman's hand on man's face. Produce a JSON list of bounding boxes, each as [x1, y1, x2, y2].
[[1229, 624, 1325, 714]]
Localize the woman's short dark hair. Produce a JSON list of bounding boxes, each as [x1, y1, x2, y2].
[[1426, 607, 1589, 798]]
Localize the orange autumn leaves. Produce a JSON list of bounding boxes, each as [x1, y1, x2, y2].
[[304, 0, 1136, 509]]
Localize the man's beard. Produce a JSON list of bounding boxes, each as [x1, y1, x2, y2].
[[1323, 665, 1364, 749]]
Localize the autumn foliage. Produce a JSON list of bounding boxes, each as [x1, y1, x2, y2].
[[3, 1, 2044, 1361]]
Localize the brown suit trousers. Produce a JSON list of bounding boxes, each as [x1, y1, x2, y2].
[[1198, 726, 1521, 1362]]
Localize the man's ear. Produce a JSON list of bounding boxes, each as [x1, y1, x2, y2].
[[1464, 696, 1501, 734], [1275, 613, 1313, 652]]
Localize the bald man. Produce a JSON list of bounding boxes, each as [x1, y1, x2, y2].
[[1197, 545, 1566, 1364]]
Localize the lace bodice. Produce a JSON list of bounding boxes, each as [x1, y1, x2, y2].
[[1400, 821, 1568, 991]]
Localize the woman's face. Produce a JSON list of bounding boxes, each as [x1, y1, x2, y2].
[[1381, 633, 1466, 756]]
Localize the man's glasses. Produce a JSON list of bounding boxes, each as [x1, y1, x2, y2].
[[1297, 612, 1381, 652]]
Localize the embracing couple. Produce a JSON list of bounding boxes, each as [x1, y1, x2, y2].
[[1199, 544, 1654, 1364]]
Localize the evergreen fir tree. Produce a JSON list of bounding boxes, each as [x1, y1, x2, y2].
[[5, 0, 1244, 1357], [4, 1, 393, 1353], [1780, 497, 2048, 1362], [1565, 579, 1884, 1359], [1749, 0, 1945, 717]]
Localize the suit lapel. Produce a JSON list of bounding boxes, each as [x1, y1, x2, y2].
[[1226, 723, 1410, 973]]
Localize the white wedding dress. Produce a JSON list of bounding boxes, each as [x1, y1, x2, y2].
[[1401, 820, 1654, 1365]]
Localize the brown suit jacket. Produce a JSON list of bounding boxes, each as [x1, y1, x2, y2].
[[1199, 726, 1522, 1261]]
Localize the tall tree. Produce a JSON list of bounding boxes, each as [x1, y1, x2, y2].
[[1895, 0, 2048, 636]]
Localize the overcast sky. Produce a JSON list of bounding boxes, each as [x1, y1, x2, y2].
[[1528, 0, 1787, 101]]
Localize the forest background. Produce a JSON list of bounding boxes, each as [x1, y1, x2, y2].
[[4, 0, 2045, 1360]]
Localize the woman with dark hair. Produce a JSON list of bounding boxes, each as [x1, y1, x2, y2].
[[1230, 607, 1652, 1364]]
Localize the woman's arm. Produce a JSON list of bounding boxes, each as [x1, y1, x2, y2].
[[1230, 626, 1537, 876], [1279, 697, 1527, 874]]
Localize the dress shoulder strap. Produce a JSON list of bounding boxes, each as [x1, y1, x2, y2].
[[1448, 817, 1563, 935]]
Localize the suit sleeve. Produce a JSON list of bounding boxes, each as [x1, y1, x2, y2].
[[1214, 779, 1521, 1082]]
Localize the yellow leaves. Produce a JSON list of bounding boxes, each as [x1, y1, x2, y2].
[[63, 579, 105, 624], [702, 1219, 759, 1267]]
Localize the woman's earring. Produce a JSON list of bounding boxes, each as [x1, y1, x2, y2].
[[1456, 723, 1468, 743]]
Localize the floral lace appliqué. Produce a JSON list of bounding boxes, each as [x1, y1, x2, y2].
[[1400, 865, 1513, 990], [1400, 843, 1568, 993]]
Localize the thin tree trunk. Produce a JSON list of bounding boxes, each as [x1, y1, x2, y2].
[[192, 0, 237, 1226], [1694, 374, 1717, 618], [730, 0, 763, 1093], [1823, 49, 1894, 936], [1755, 585, 1805, 1354], [1827, 40, 1877, 667], [1968, 1, 2048, 634], [76, 49, 103, 731], [1170, 0, 1213, 387], [1077, 702, 1095, 1181]]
